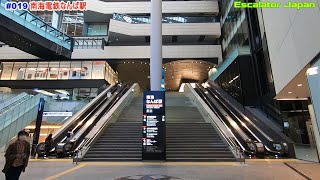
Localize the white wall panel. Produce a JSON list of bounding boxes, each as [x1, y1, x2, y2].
[[0, 47, 39, 60], [86, 0, 219, 14], [262, 4, 320, 94], [0, 46, 222, 62], [109, 19, 221, 37], [72, 45, 222, 61]]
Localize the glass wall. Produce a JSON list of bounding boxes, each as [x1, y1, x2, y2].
[[61, 11, 84, 36], [307, 57, 320, 162], [221, 5, 250, 58], [0, 61, 118, 85], [216, 61, 242, 103], [87, 24, 108, 36]]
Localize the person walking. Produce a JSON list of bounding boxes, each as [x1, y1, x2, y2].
[[2, 130, 31, 180], [44, 134, 54, 157]]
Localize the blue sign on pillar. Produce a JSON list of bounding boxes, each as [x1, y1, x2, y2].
[[142, 91, 166, 160]]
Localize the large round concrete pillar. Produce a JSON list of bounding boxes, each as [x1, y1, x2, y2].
[[150, 0, 162, 91]]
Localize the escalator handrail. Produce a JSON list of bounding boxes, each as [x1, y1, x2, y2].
[[206, 88, 262, 142], [188, 84, 247, 158], [69, 84, 128, 148], [207, 84, 283, 154], [52, 85, 112, 140], [196, 87, 248, 152], [207, 87, 274, 143], [197, 86, 251, 143], [73, 84, 139, 160]]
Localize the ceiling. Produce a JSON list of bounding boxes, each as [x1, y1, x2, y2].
[[112, 59, 215, 91], [274, 64, 310, 100], [164, 60, 214, 91]]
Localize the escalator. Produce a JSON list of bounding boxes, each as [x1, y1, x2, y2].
[[206, 85, 289, 156], [194, 87, 261, 156], [36, 84, 130, 157], [207, 88, 258, 143]]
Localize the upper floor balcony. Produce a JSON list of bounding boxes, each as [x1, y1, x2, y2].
[[86, 0, 219, 15]]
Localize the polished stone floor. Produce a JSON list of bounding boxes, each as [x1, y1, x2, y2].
[[0, 155, 319, 180]]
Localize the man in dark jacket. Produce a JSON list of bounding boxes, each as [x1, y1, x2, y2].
[[2, 130, 31, 180]]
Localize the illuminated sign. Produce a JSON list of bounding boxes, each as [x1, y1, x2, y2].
[[142, 91, 166, 160], [4, 1, 87, 11], [43, 112, 73, 117]]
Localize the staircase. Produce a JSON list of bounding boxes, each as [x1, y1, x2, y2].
[[166, 92, 236, 161], [83, 96, 142, 161]]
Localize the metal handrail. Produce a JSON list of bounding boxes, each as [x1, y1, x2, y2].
[[0, 93, 29, 112], [73, 37, 106, 49], [0, 93, 41, 131], [0, 0, 73, 48], [113, 13, 219, 24], [185, 84, 245, 163], [74, 94, 128, 153], [73, 84, 139, 163]]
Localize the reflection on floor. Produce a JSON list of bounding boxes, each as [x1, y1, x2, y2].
[[294, 144, 319, 162], [1, 153, 320, 180]]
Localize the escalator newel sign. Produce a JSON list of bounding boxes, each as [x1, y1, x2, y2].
[[142, 91, 166, 160]]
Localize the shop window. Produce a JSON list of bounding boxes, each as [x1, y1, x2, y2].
[[92, 61, 105, 79], [81, 61, 93, 79], [0, 62, 14, 80], [36, 62, 49, 80], [69, 61, 82, 79], [11, 62, 27, 80], [48, 62, 60, 80], [59, 61, 71, 80]]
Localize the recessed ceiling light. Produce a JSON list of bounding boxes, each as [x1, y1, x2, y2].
[[297, 84, 302, 87], [288, 92, 293, 94]]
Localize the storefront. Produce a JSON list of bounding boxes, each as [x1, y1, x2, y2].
[[0, 61, 118, 85]]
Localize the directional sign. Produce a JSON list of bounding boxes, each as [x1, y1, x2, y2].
[[142, 91, 166, 160]]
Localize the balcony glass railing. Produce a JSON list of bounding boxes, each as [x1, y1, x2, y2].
[[0, 0, 73, 50], [0, 94, 41, 148], [113, 13, 219, 24], [0, 92, 30, 113], [73, 36, 106, 49]]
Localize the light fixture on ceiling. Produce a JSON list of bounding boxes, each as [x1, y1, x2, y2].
[[307, 66, 318, 76], [297, 84, 303, 87], [288, 91, 293, 94]]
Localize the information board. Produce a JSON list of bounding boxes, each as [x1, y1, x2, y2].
[[142, 91, 166, 160]]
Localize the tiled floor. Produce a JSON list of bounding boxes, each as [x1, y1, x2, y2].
[[0, 155, 319, 180], [294, 144, 319, 162]]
